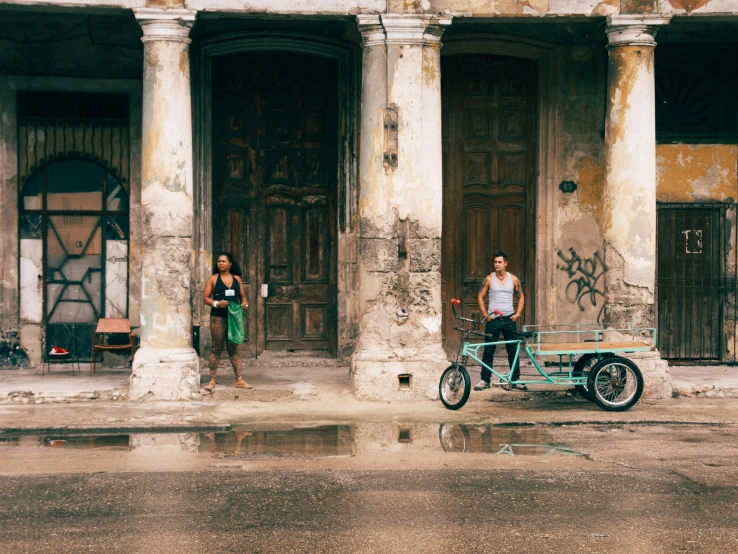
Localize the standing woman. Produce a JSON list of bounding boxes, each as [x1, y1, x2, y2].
[[203, 252, 252, 391]]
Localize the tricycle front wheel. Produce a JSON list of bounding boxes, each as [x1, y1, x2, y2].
[[439, 364, 471, 410], [587, 356, 644, 411]]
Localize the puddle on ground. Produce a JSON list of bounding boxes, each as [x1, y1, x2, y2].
[[438, 424, 585, 456], [0, 424, 583, 458], [0, 425, 355, 458]]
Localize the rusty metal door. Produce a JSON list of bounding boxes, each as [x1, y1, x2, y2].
[[657, 203, 733, 362], [441, 55, 537, 356], [212, 53, 338, 355]]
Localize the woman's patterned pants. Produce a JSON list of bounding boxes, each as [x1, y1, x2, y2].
[[209, 316, 241, 378]]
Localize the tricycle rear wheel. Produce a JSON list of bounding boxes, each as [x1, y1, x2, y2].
[[573, 353, 614, 401], [587, 356, 643, 411], [439, 364, 471, 410]]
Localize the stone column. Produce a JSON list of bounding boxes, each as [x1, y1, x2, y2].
[[130, 9, 200, 400], [603, 15, 672, 398], [352, 15, 451, 401]]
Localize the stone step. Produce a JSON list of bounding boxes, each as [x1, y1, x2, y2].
[[214, 358, 350, 368]]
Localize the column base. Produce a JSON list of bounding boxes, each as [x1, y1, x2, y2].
[[351, 351, 447, 401], [130, 347, 201, 401], [623, 350, 673, 399]]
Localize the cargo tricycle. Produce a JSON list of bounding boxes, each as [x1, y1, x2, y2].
[[439, 298, 654, 412]]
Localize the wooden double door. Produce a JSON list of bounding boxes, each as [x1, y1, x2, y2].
[[212, 53, 338, 356], [441, 55, 537, 355]]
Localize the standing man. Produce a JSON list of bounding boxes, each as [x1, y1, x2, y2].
[[474, 251, 525, 391]]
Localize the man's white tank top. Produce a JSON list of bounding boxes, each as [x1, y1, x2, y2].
[[488, 273, 514, 316]]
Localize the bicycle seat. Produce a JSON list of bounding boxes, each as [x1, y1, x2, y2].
[[517, 331, 535, 339]]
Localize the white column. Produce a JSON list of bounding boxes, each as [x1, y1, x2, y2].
[[130, 9, 200, 400], [603, 15, 673, 399], [352, 15, 451, 401], [603, 15, 669, 328]]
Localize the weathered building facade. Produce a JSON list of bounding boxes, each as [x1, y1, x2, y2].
[[0, 0, 736, 400]]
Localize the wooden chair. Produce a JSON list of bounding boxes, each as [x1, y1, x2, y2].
[[90, 318, 138, 374]]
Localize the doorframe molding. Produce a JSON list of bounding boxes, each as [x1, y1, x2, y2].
[[441, 34, 558, 326], [192, 31, 360, 354]]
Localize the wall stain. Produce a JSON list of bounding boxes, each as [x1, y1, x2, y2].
[[656, 144, 738, 202], [146, 0, 185, 6], [592, 0, 618, 16], [521, 0, 550, 13], [621, 0, 658, 13], [577, 155, 605, 224], [667, 0, 713, 13], [606, 46, 646, 148], [179, 50, 189, 76]]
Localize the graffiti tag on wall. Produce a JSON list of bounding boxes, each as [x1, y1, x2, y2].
[[556, 247, 608, 323]]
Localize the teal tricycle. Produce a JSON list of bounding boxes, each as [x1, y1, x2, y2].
[[439, 298, 654, 412]]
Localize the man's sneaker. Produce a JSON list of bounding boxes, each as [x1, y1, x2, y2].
[[474, 380, 490, 391]]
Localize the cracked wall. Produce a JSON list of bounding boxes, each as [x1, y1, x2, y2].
[[0, 0, 735, 17], [138, 34, 194, 350], [352, 16, 448, 400], [554, 45, 610, 325], [553, 44, 737, 345]]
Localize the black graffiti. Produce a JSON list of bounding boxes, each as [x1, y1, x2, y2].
[[557, 247, 608, 323]]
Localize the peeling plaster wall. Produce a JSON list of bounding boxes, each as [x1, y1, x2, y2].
[[553, 45, 609, 325], [1, 0, 737, 16], [656, 144, 738, 203]]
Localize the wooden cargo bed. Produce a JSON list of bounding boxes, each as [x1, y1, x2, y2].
[[534, 341, 652, 354]]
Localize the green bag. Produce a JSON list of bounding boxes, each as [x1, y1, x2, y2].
[[227, 302, 245, 344]]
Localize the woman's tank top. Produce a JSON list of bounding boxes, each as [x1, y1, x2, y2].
[[488, 272, 514, 317], [211, 274, 241, 319]]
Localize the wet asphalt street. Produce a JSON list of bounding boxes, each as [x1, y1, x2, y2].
[[0, 422, 736, 554]]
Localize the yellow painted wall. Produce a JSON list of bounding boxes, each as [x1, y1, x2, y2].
[[656, 144, 738, 203]]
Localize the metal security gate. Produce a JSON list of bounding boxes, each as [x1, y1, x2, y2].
[[656, 203, 737, 363], [17, 92, 131, 362]]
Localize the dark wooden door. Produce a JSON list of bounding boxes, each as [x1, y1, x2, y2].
[[212, 53, 338, 355], [657, 204, 725, 361], [441, 55, 537, 356]]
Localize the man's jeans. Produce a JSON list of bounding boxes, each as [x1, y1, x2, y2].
[[480, 317, 520, 383]]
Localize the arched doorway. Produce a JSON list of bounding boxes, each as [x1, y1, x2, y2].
[[19, 159, 130, 360]]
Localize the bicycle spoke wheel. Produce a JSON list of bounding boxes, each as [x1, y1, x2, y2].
[[438, 423, 471, 452], [587, 356, 643, 412], [572, 353, 614, 401], [439, 364, 471, 410]]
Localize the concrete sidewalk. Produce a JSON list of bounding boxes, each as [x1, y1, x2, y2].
[[670, 365, 738, 398], [0, 360, 351, 404], [0, 361, 736, 405]]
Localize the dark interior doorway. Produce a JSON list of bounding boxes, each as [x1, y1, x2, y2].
[[441, 54, 537, 356], [211, 52, 339, 357]]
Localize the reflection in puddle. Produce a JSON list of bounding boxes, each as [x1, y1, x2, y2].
[[0, 425, 355, 458], [0, 424, 583, 458], [0, 435, 132, 450], [200, 426, 355, 458], [439, 424, 584, 456]]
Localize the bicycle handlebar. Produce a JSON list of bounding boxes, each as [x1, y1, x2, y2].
[[450, 298, 461, 318]]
